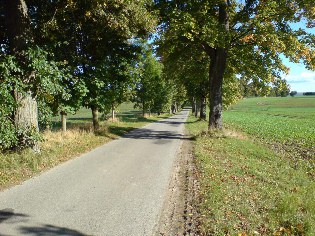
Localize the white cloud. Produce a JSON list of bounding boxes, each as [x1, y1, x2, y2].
[[285, 71, 315, 92], [285, 71, 315, 83]]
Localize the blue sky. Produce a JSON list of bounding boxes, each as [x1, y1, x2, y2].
[[283, 59, 315, 92], [282, 21, 315, 92]]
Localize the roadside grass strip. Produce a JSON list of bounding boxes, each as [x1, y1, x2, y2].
[[186, 115, 315, 235], [0, 110, 170, 190]]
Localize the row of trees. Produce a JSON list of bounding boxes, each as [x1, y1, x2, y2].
[[0, 0, 184, 151], [154, 0, 315, 128], [1, 0, 314, 151]]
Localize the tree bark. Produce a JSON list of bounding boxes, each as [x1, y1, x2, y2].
[[191, 97, 196, 114], [207, 2, 229, 130], [142, 100, 145, 117], [195, 99, 199, 118], [4, 0, 39, 150], [111, 104, 115, 122], [60, 111, 67, 132], [200, 95, 206, 120], [208, 48, 228, 129], [91, 106, 100, 132]]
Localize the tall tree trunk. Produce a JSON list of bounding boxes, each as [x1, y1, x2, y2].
[[91, 106, 100, 132], [208, 49, 227, 129], [111, 104, 115, 122], [207, 2, 229, 130], [192, 97, 196, 114], [142, 100, 145, 117], [195, 99, 199, 118], [200, 95, 206, 120], [4, 0, 39, 150], [60, 111, 67, 132]]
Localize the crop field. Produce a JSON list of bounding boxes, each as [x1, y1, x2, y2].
[[186, 97, 315, 235], [224, 97, 315, 159]]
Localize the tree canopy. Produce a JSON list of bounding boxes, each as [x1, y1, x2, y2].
[[155, 0, 315, 129], [0, 0, 314, 150]]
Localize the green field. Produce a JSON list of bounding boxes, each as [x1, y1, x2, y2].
[[186, 97, 315, 235], [225, 97, 315, 159]]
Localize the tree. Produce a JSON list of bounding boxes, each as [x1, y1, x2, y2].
[[155, 0, 315, 130], [273, 78, 290, 97], [134, 45, 171, 116], [290, 91, 298, 97], [2, 0, 40, 150], [35, 0, 157, 131], [160, 43, 209, 118]]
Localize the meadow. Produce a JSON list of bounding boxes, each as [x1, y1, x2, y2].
[[0, 103, 169, 190], [186, 97, 315, 235]]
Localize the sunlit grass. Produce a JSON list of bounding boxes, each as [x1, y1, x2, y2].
[[0, 105, 170, 190], [224, 97, 315, 159], [186, 97, 315, 235]]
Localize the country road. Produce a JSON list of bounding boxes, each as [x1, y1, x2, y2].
[[0, 109, 189, 236]]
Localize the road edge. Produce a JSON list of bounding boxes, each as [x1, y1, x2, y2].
[[155, 131, 201, 235]]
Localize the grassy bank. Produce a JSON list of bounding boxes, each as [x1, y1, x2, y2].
[[186, 97, 315, 235], [0, 103, 170, 190]]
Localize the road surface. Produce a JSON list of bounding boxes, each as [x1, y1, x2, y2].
[[0, 109, 189, 236]]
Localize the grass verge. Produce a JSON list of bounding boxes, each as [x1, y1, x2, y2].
[[186, 115, 315, 235], [0, 112, 170, 190]]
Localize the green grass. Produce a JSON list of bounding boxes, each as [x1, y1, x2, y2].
[[224, 97, 315, 159], [186, 97, 315, 235], [0, 103, 170, 190]]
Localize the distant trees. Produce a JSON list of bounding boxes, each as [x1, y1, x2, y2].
[[303, 92, 315, 96], [290, 91, 298, 97], [134, 44, 173, 116]]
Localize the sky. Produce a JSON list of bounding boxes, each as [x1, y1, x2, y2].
[[282, 21, 315, 92], [283, 59, 315, 92]]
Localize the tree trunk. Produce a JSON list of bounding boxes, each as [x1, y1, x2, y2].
[[207, 2, 229, 130], [111, 104, 115, 122], [192, 97, 196, 114], [91, 106, 100, 132], [4, 0, 39, 150], [195, 100, 199, 118], [200, 95, 206, 120], [142, 100, 145, 117], [208, 48, 227, 129], [60, 111, 67, 132]]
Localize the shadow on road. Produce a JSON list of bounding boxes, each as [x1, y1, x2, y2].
[[0, 209, 28, 224], [19, 224, 86, 236], [0, 209, 86, 236], [123, 128, 193, 141]]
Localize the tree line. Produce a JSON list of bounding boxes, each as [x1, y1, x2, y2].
[[154, 0, 314, 128], [0, 0, 184, 151], [1, 0, 314, 151]]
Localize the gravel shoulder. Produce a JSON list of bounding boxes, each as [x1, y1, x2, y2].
[[156, 130, 201, 236]]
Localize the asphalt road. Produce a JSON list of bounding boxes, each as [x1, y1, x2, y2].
[[0, 109, 189, 236]]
